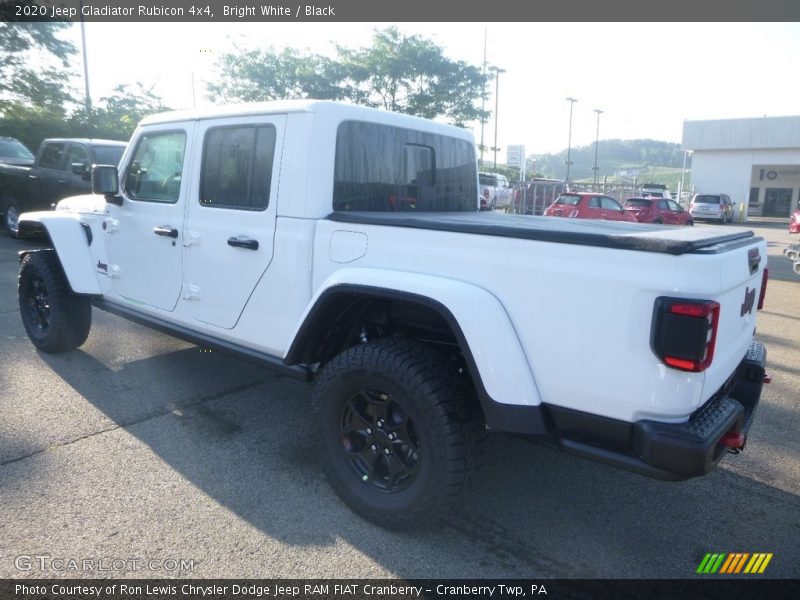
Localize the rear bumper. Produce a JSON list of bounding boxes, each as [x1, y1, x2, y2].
[[548, 341, 766, 481]]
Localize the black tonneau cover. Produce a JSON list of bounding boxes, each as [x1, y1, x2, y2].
[[328, 212, 757, 256]]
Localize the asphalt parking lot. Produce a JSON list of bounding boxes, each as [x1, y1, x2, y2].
[[0, 220, 798, 579]]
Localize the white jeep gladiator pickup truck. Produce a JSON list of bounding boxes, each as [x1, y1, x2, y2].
[[16, 101, 769, 529]]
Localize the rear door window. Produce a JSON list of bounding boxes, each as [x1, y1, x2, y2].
[[92, 145, 125, 166], [555, 194, 582, 206], [200, 125, 277, 211], [601, 196, 623, 210]]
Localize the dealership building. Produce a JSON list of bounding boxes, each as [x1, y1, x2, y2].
[[682, 115, 800, 219]]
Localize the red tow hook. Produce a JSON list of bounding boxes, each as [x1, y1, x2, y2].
[[720, 430, 747, 453], [763, 373, 772, 384]]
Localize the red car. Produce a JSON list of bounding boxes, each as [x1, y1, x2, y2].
[[790, 209, 800, 234], [623, 197, 694, 225], [544, 192, 637, 222]]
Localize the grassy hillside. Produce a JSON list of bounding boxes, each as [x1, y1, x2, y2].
[[532, 139, 692, 190]]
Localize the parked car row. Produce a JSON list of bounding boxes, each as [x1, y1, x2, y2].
[[542, 192, 694, 225], [539, 191, 749, 227], [0, 137, 126, 236]]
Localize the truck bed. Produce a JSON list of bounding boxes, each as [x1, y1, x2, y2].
[[328, 211, 756, 256]]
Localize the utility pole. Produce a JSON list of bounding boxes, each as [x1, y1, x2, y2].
[[479, 28, 487, 169], [565, 97, 578, 184], [491, 66, 506, 170], [593, 109, 603, 190], [79, 0, 92, 117]]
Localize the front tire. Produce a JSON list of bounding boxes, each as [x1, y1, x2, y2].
[[312, 339, 482, 529], [3, 201, 20, 238], [18, 250, 92, 353]]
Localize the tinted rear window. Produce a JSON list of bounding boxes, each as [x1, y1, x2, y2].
[[625, 199, 652, 207], [695, 195, 720, 204], [555, 194, 582, 206], [479, 174, 496, 186], [334, 121, 477, 212], [92, 145, 125, 166]]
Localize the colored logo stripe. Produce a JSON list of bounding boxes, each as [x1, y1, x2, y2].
[[697, 552, 773, 574]]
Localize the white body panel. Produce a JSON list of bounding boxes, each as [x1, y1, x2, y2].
[[20, 100, 766, 427]]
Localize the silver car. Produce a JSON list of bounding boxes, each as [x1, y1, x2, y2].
[[689, 193, 735, 223]]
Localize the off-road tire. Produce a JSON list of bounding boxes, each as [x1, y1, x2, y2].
[[312, 338, 484, 529], [18, 250, 92, 353]]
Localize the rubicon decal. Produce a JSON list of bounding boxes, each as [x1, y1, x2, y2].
[[696, 552, 773, 574]]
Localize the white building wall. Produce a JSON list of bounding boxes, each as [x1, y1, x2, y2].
[[690, 150, 753, 220], [690, 147, 800, 219], [684, 117, 800, 220]]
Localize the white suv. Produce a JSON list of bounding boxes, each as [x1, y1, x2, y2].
[[690, 193, 735, 223]]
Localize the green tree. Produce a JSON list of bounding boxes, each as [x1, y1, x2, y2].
[[209, 27, 489, 127], [207, 46, 345, 103], [337, 27, 487, 126], [74, 83, 171, 140], [0, 21, 76, 111]]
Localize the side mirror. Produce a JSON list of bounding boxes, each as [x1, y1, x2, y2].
[[71, 162, 91, 179], [91, 164, 122, 205]]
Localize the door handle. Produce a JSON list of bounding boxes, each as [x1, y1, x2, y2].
[[153, 226, 179, 238], [227, 237, 259, 250], [57, 180, 66, 184]]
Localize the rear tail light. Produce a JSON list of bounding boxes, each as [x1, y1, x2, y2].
[[758, 268, 768, 310], [652, 298, 720, 372]]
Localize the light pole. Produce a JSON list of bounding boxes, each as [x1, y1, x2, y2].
[[491, 66, 506, 170], [679, 149, 692, 205], [565, 97, 578, 184], [592, 109, 603, 190], [479, 28, 487, 169], [79, 0, 92, 117]]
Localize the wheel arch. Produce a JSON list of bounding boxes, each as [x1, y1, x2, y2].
[[285, 270, 547, 435], [17, 213, 101, 295]]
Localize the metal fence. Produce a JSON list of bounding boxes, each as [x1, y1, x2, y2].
[[510, 181, 690, 213]]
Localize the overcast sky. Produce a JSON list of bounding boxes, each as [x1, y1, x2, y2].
[[61, 22, 800, 159]]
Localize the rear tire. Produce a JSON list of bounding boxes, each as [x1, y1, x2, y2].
[[18, 250, 92, 353], [312, 338, 483, 529]]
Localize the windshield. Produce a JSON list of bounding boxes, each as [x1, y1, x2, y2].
[[92, 145, 125, 166], [625, 199, 652, 207], [695, 195, 720, 204], [554, 194, 582, 206], [0, 139, 34, 159]]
